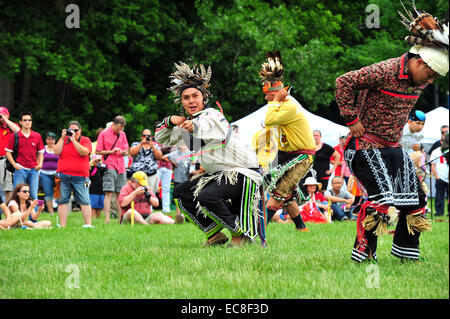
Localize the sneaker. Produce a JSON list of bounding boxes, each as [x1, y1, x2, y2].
[[175, 214, 185, 224], [341, 216, 349, 221], [82, 224, 95, 228], [202, 232, 229, 247], [297, 227, 310, 232]]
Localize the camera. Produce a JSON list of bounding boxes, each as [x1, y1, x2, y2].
[[142, 186, 151, 200], [66, 128, 74, 137], [96, 163, 107, 173], [146, 136, 151, 142]]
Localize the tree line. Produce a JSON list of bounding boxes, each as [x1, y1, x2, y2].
[[0, 0, 448, 141]]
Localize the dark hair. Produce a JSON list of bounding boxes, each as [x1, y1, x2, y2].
[[46, 132, 57, 139], [9, 183, 32, 210], [407, 52, 421, 60], [19, 111, 33, 121], [68, 121, 81, 130]]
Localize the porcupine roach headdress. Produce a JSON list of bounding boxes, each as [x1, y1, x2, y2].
[[168, 61, 212, 104], [398, 1, 449, 76], [259, 50, 288, 94]]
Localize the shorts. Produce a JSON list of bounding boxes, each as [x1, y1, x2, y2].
[[0, 158, 13, 192], [120, 210, 151, 224], [56, 173, 91, 206], [102, 169, 127, 193], [90, 194, 105, 209]]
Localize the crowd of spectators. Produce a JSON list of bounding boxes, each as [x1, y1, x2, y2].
[[0, 106, 447, 231]]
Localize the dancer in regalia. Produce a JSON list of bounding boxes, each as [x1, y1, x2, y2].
[[155, 61, 265, 247], [260, 51, 316, 232], [335, 3, 448, 262]]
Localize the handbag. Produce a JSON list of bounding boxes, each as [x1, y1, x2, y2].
[[5, 132, 19, 173], [53, 177, 61, 199]]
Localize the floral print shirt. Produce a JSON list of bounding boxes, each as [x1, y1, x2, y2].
[[335, 53, 428, 149]]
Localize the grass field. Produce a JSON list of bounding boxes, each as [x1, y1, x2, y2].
[[0, 209, 448, 299]]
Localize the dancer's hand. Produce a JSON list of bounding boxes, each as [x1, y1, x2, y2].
[[349, 121, 365, 138], [274, 88, 288, 102], [179, 120, 194, 133], [170, 116, 187, 126]]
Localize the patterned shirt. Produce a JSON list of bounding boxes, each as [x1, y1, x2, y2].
[[335, 53, 428, 149]]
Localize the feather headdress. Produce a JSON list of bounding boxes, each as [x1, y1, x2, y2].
[[259, 51, 284, 84], [398, 1, 448, 76], [399, 1, 448, 51], [168, 61, 212, 104]]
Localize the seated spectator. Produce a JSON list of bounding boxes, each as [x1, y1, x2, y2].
[[118, 171, 175, 225], [324, 176, 356, 221], [296, 177, 329, 224], [0, 196, 21, 230], [346, 174, 365, 215], [7, 183, 51, 229], [89, 155, 106, 219], [54, 121, 93, 228], [39, 131, 59, 214]]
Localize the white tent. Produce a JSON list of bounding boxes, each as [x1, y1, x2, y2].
[[231, 97, 349, 147], [422, 107, 449, 145]]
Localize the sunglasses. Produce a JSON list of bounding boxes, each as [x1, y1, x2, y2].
[[142, 134, 152, 137], [441, 131, 448, 134], [20, 190, 30, 194]]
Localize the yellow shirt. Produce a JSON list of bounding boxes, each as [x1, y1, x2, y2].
[[264, 96, 315, 152]]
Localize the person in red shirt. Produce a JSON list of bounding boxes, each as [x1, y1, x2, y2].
[[95, 115, 129, 223], [54, 121, 93, 228], [118, 171, 175, 225], [0, 106, 20, 203], [5, 111, 44, 204]]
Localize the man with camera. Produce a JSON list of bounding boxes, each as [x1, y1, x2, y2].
[[54, 121, 93, 228], [118, 171, 175, 225]]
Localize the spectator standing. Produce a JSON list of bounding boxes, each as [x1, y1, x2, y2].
[[0, 106, 20, 204], [427, 125, 448, 157], [324, 176, 356, 221], [164, 145, 191, 222], [400, 110, 426, 154], [39, 132, 59, 214], [89, 155, 105, 219], [154, 131, 173, 214], [54, 121, 93, 228], [129, 128, 162, 194], [430, 141, 449, 217], [118, 171, 174, 225], [5, 111, 44, 204], [312, 130, 340, 190], [331, 135, 351, 184], [95, 115, 129, 223]]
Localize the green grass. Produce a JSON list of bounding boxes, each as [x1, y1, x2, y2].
[[0, 210, 448, 299]]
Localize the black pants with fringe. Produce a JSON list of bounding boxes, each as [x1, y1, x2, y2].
[[344, 138, 427, 262], [173, 173, 261, 240]]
